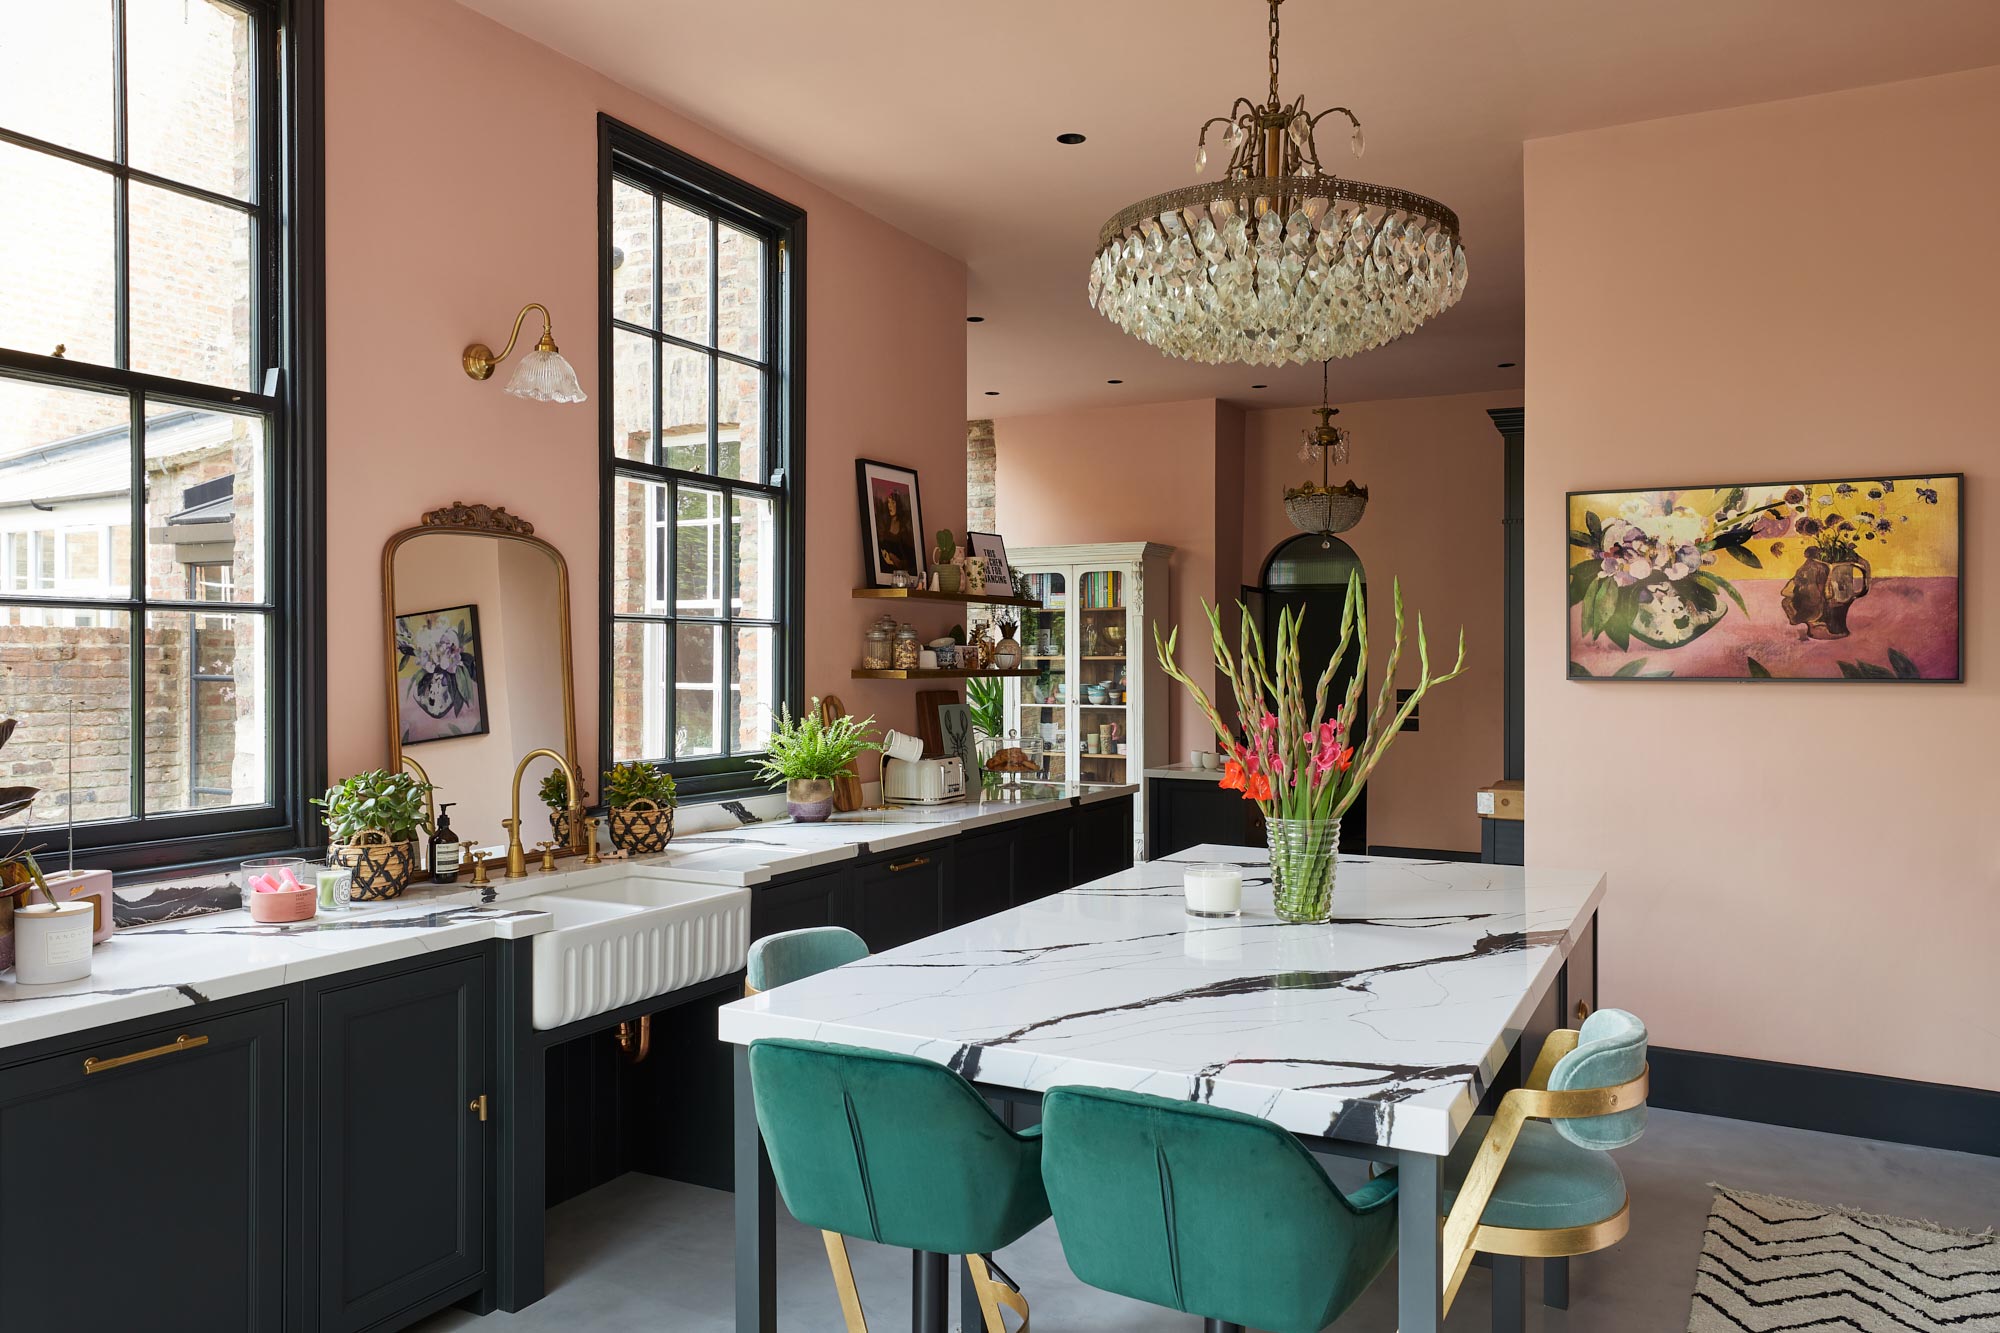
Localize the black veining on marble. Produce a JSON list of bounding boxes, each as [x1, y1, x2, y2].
[[113, 879, 241, 928], [720, 801, 762, 825], [0, 980, 207, 1005], [132, 904, 545, 937]]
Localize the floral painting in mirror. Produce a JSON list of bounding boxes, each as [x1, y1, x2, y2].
[[1566, 475, 1962, 681], [396, 604, 490, 741]]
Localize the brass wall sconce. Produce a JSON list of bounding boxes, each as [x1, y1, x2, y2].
[[462, 302, 586, 403]]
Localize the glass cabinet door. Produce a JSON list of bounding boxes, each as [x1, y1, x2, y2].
[[1012, 570, 1066, 779], [1073, 564, 1130, 785]]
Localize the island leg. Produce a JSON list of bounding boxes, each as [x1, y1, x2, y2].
[[1397, 1150, 1444, 1333], [734, 1045, 776, 1333]]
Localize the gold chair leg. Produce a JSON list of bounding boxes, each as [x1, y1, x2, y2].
[[822, 1231, 870, 1333], [965, 1253, 1030, 1332]]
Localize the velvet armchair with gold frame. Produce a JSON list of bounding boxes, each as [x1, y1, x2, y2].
[[1438, 1009, 1651, 1321]]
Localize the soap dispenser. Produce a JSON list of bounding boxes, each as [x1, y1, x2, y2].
[[430, 802, 462, 884]]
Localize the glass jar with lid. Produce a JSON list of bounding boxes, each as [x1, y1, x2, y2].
[[892, 622, 921, 670], [863, 614, 896, 670]]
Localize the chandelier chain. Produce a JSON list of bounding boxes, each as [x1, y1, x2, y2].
[[1268, 0, 1282, 106]]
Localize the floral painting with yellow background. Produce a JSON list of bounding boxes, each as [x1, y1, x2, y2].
[[1566, 475, 1961, 681]]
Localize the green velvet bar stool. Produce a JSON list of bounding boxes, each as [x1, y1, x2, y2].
[[1439, 1008, 1650, 1327], [744, 925, 868, 994], [748, 1038, 1048, 1332], [1039, 1086, 1400, 1333]]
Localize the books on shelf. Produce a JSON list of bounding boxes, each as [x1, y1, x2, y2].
[[1078, 570, 1124, 609]]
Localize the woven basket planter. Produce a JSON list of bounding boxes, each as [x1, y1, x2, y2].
[[606, 799, 674, 855], [335, 829, 417, 901]]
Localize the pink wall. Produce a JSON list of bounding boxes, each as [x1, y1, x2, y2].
[[324, 0, 966, 790], [1525, 67, 2000, 1090], [1241, 392, 1514, 853]]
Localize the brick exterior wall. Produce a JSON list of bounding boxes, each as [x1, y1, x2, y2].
[[967, 419, 997, 533]]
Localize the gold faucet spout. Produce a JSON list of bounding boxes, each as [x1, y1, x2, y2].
[[506, 747, 584, 878]]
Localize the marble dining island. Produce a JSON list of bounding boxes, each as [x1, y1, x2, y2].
[[719, 845, 1606, 1333]]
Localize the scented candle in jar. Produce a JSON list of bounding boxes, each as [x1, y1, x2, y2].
[[1182, 863, 1243, 918]]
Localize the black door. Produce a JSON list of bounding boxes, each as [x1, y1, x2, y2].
[[0, 1005, 288, 1332], [313, 955, 489, 1331], [853, 846, 948, 949]]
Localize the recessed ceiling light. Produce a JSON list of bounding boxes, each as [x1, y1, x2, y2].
[[1056, 132, 1087, 145], [1251, 384, 1268, 390], [966, 316, 985, 323], [1497, 361, 1517, 368], [1106, 378, 1123, 385], [984, 390, 1000, 396]]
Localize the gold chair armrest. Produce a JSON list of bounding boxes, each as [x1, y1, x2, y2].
[[1524, 1027, 1581, 1091]]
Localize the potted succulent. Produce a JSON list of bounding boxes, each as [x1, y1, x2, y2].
[[757, 700, 879, 822], [602, 761, 677, 854], [934, 530, 961, 593], [314, 768, 434, 900], [538, 769, 589, 846]]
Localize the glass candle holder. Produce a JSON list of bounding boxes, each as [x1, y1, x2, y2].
[[1182, 863, 1243, 918], [307, 860, 352, 912]]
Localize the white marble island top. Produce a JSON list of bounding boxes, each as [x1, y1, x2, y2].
[[718, 845, 1605, 1155]]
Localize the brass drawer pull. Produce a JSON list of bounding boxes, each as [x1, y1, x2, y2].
[[888, 856, 931, 872], [84, 1033, 209, 1075], [469, 1094, 490, 1122], [1575, 999, 1593, 1022]]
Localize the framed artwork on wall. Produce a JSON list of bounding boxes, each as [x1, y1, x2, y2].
[[1565, 474, 1963, 681], [855, 458, 926, 588], [965, 531, 1014, 596], [936, 701, 976, 777], [395, 604, 490, 742]]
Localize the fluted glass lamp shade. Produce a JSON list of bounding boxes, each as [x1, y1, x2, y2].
[[506, 347, 586, 403]]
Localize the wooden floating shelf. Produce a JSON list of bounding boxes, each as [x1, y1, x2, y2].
[[849, 668, 1040, 680], [851, 587, 1041, 608]]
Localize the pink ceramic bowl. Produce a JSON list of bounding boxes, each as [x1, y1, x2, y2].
[[249, 885, 318, 924]]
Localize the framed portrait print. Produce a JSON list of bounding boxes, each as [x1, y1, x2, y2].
[[965, 531, 1013, 596], [855, 458, 925, 587], [395, 604, 489, 743]]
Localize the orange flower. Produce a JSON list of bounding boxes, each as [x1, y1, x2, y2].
[[1219, 759, 1247, 792], [1335, 746, 1355, 773], [1244, 771, 1273, 802]]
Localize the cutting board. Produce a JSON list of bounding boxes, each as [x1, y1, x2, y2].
[[914, 688, 960, 758], [818, 695, 864, 812]]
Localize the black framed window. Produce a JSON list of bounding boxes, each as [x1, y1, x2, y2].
[[0, 0, 325, 870], [600, 116, 805, 799]]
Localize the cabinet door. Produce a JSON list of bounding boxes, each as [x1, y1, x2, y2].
[[854, 846, 947, 950], [1016, 569, 1068, 779], [0, 1004, 287, 1332], [314, 955, 489, 1332], [1073, 796, 1135, 886], [1010, 809, 1074, 903], [944, 828, 1013, 928], [1074, 562, 1133, 788], [752, 865, 855, 939]]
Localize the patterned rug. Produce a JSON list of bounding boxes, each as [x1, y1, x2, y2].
[[1688, 1185, 2000, 1331]]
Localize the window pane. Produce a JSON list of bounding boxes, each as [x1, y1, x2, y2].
[[0, 377, 131, 599], [734, 626, 773, 754], [610, 329, 654, 462], [610, 179, 654, 328], [0, 605, 133, 826], [0, 1, 113, 157], [732, 493, 776, 620], [716, 225, 763, 360], [144, 402, 263, 602], [717, 364, 765, 483], [610, 620, 669, 763], [675, 622, 720, 758], [144, 608, 266, 813], [675, 485, 722, 616], [660, 200, 710, 345], [610, 473, 665, 615], [127, 0, 254, 200], [0, 143, 116, 364], [660, 345, 710, 472], [129, 183, 254, 388]]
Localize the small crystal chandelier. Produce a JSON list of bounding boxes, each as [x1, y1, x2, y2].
[[1088, 0, 1467, 367], [1284, 362, 1368, 541]]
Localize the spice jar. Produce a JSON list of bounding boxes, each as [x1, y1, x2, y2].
[[863, 614, 895, 670], [892, 622, 921, 670]]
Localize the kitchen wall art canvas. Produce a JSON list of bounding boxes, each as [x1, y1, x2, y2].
[[855, 458, 925, 587], [395, 604, 490, 742], [1566, 475, 1962, 681]]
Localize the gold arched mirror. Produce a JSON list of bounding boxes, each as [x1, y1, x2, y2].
[[383, 503, 578, 851]]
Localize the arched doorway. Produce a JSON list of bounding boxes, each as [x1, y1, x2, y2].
[[1245, 533, 1368, 853]]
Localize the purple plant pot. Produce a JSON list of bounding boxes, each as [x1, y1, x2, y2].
[[787, 779, 835, 822]]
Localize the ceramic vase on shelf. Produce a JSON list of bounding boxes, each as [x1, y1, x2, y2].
[[1266, 818, 1341, 923]]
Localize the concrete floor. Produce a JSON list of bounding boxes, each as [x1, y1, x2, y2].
[[417, 1109, 2000, 1332]]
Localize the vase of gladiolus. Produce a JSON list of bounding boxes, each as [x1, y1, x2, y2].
[[1155, 571, 1466, 922]]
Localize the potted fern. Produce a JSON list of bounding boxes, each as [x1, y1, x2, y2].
[[314, 769, 435, 900], [602, 761, 677, 854], [757, 700, 879, 822]]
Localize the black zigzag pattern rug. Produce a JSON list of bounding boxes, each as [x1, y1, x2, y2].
[[1687, 1185, 2000, 1331]]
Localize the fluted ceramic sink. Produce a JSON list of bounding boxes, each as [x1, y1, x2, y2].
[[516, 871, 749, 1030]]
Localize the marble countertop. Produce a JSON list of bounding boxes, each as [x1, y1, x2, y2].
[[1142, 761, 1223, 782], [0, 783, 1138, 1053], [719, 843, 1605, 1155]]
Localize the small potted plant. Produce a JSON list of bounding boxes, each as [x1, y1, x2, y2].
[[539, 769, 589, 846], [934, 530, 961, 593], [756, 700, 879, 822], [602, 761, 677, 854], [314, 768, 434, 900]]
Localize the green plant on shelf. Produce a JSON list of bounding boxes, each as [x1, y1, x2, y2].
[[602, 761, 677, 810]]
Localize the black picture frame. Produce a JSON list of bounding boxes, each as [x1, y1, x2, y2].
[[855, 457, 926, 587], [1563, 472, 1965, 684]]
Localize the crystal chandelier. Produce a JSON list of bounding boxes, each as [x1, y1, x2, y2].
[[1088, 0, 1467, 367], [1284, 362, 1368, 539]]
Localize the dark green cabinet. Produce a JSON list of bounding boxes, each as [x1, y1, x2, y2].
[[1010, 808, 1075, 904], [0, 1004, 290, 1333], [853, 846, 949, 950], [750, 864, 854, 938], [944, 827, 1014, 927], [1072, 798, 1135, 885], [310, 954, 490, 1332]]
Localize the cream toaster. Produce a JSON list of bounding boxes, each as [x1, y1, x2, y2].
[[881, 755, 967, 805]]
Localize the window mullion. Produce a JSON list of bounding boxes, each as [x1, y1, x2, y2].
[[112, 0, 130, 371], [707, 215, 720, 476], [721, 482, 735, 759], [665, 476, 679, 759], [127, 389, 146, 820]]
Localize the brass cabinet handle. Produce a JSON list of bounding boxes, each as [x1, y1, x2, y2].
[[469, 1094, 489, 1122], [1575, 999, 1593, 1022], [888, 855, 931, 872], [83, 1033, 209, 1075]]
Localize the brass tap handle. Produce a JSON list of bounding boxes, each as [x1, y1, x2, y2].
[[467, 848, 492, 887], [536, 841, 558, 873], [501, 815, 528, 879], [583, 816, 603, 865]]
